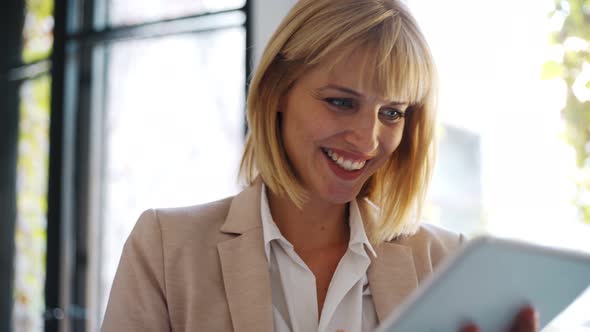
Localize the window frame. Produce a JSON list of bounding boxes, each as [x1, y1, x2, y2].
[[44, 0, 252, 331], [0, 2, 27, 331]]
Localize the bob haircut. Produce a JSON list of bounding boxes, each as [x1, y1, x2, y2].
[[240, 0, 438, 244]]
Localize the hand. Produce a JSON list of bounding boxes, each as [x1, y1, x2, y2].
[[460, 306, 539, 332]]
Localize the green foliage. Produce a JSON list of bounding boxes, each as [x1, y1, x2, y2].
[[541, 60, 566, 79], [27, 0, 54, 18], [14, 75, 52, 332], [22, 0, 54, 63], [13, 2, 53, 330], [546, 0, 590, 223]]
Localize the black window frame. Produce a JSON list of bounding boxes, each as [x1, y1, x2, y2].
[[44, 0, 252, 331], [0, 2, 27, 332]]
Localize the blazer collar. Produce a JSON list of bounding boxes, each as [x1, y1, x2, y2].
[[218, 179, 274, 332]]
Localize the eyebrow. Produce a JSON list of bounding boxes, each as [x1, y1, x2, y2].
[[317, 84, 408, 107]]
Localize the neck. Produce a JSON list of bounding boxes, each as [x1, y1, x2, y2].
[[266, 187, 350, 251]]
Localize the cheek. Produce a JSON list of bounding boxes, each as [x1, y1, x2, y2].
[[382, 124, 405, 155], [288, 109, 334, 143], [369, 127, 404, 173]]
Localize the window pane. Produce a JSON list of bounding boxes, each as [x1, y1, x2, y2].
[[428, 125, 482, 234], [408, 0, 590, 330], [98, 27, 245, 320], [23, 0, 54, 63], [108, 0, 246, 26], [13, 75, 51, 332]]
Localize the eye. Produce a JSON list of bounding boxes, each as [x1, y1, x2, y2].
[[379, 108, 405, 124], [324, 97, 355, 110]]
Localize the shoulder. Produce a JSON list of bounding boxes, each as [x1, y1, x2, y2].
[[389, 223, 465, 279], [130, 196, 236, 251], [156, 196, 234, 234], [395, 223, 465, 253], [104, 196, 239, 331]]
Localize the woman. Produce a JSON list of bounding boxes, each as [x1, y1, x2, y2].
[[101, 0, 538, 331]]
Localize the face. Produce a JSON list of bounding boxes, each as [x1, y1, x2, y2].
[[280, 52, 408, 206]]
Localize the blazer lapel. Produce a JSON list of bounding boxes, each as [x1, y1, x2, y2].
[[358, 198, 420, 323], [368, 241, 419, 324], [217, 180, 274, 332]]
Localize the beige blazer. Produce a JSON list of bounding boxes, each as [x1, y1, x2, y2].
[[101, 181, 463, 332]]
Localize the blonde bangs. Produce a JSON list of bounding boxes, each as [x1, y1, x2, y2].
[[359, 17, 435, 109], [374, 28, 435, 108], [280, 0, 396, 65], [281, 0, 434, 106]]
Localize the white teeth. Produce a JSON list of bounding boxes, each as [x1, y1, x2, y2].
[[323, 148, 367, 171], [343, 160, 352, 169]]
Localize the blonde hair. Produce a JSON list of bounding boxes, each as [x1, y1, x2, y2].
[[240, 0, 438, 244]]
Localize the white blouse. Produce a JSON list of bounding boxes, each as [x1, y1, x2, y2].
[[260, 185, 379, 332]]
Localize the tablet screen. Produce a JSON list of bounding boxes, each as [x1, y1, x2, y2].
[[375, 236, 590, 332]]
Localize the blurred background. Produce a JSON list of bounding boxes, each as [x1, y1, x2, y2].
[[1, 0, 589, 331]]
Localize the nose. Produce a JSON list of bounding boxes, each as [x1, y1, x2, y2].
[[344, 108, 380, 154]]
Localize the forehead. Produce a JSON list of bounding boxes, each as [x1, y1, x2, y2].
[[301, 50, 407, 104]]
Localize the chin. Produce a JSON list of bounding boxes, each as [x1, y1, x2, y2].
[[321, 186, 363, 205]]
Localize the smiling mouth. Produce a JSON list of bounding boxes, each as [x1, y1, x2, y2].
[[321, 147, 368, 172]]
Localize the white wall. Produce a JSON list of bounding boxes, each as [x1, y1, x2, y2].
[[251, 0, 296, 69]]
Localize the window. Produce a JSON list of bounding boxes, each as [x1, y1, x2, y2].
[[14, 75, 52, 332], [99, 28, 245, 321], [408, 0, 590, 330], [12, 0, 54, 330], [43, 0, 250, 331]]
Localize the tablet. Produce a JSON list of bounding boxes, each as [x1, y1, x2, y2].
[[375, 235, 590, 332]]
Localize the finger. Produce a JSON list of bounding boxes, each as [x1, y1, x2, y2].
[[510, 306, 539, 332], [460, 323, 479, 332]]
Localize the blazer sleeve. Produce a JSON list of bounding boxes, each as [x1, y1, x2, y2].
[[101, 209, 171, 332]]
